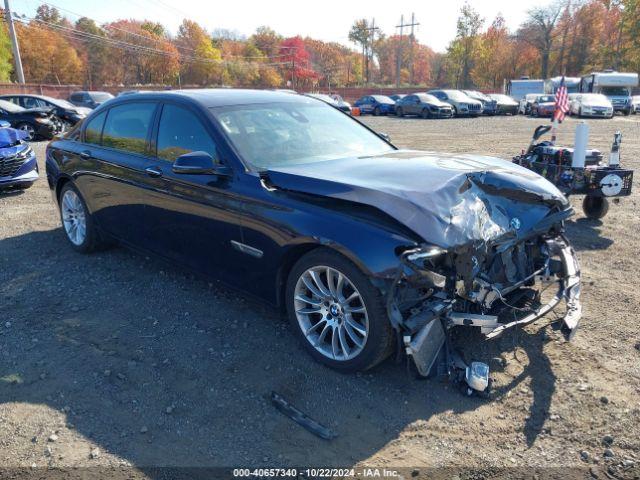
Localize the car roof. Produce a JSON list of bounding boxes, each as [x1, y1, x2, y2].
[[94, 89, 312, 108]]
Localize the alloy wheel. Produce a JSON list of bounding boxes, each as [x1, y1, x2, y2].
[[61, 189, 87, 246], [18, 124, 35, 140], [293, 266, 369, 361]]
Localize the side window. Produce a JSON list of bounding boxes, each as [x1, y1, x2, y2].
[[23, 97, 45, 109], [101, 102, 156, 155], [5, 97, 20, 105], [84, 111, 106, 145], [156, 104, 217, 162], [70, 93, 82, 102]]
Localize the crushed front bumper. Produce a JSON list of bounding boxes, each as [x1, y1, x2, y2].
[[449, 237, 581, 340], [395, 235, 582, 384]]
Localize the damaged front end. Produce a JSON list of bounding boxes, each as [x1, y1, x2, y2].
[[387, 174, 582, 395]]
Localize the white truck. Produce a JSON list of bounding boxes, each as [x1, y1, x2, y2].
[[579, 71, 638, 115], [506, 77, 545, 101]]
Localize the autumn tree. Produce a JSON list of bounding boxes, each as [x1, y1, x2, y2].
[[176, 19, 223, 85], [249, 26, 282, 58], [620, 0, 640, 72], [348, 19, 375, 83], [74, 17, 110, 87], [472, 15, 513, 90], [519, 2, 563, 78], [278, 36, 317, 89], [448, 3, 484, 88], [15, 22, 83, 83], [0, 20, 12, 81]]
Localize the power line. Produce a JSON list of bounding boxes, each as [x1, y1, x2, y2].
[[35, 0, 290, 60], [18, 14, 290, 68]]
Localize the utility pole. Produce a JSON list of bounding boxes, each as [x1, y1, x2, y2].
[[395, 14, 419, 88], [363, 19, 379, 84], [409, 13, 419, 85], [4, 0, 25, 83]]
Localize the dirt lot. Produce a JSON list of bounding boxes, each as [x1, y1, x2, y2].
[[1, 114, 639, 478]]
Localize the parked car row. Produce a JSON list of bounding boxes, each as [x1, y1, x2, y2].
[[519, 92, 620, 119], [351, 89, 518, 119]]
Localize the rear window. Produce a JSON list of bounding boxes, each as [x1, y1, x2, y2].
[[101, 102, 156, 155], [84, 111, 106, 145]]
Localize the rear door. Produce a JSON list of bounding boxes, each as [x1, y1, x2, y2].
[[141, 102, 245, 278], [70, 101, 160, 245]]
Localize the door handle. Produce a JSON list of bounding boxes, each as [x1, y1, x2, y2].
[[79, 150, 92, 160], [145, 166, 163, 178]]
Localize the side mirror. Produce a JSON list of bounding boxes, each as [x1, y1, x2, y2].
[[0, 120, 10, 128], [172, 151, 231, 176], [378, 132, 391, 143]]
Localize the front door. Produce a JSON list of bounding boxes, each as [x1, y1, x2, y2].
[[141, 102, 245, 279]]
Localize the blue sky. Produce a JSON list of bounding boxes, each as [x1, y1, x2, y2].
[[13, 0, 543, 52]]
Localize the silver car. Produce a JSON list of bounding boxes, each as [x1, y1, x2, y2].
[[427, 89, 483, 117]]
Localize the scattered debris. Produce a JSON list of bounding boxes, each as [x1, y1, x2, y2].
[[47, 434, 58, 442], [90, 448, 100, 459], [604, 448, 615, 458], [602, 435, 614, 446], [271, 392, 337, 441], [140, 426, 148, 434]]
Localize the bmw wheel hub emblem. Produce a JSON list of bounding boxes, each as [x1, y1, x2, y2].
[[510, 217, 521, 230]]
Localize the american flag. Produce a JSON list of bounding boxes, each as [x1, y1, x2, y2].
[[553, 76, 569, 123]]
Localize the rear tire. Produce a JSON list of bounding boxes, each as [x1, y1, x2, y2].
[[285, 248, 395, 373], [582, 196, 609, 220], [396, 107, 404, 117], [373, 106, 381, 116], [58, 183, 107, 253], [421, 108, 430, 119]]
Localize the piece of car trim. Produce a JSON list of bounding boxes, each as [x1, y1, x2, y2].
[[230, 240, 263, 258], [271, 391, 337, 440]]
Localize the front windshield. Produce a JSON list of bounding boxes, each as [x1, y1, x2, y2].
[[90, 92, 114, 102], [47, 97, 76, 109], [418, 94, 439, 103], [211, 101, 394, 171], [372, 95, 393, 104], [536, 95, 555, 103], [601, 86, 630, 96], [582, 94, 609, 103], [0, 99, 24, 112], [445, 91, 469, 101]]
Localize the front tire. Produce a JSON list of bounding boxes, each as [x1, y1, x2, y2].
[[582, 196, 609, 220], [285, 248, 395, 372], [59, 183, 106, 253], [373, 106, 381, 116], [421, 108, 430, 119], [395, 107, 404, 117]]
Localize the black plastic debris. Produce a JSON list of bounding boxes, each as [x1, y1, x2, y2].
[[271, 391, 337, 440]]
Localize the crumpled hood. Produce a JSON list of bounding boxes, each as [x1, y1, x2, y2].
[[266, 150, 570, 248], [0, 127, 26, 147]]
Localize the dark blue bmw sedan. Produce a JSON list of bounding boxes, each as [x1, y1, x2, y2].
[[45, 89, 582, 377]]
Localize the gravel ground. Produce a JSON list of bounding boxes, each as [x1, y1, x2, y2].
[[1, 114, 639, 478]]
